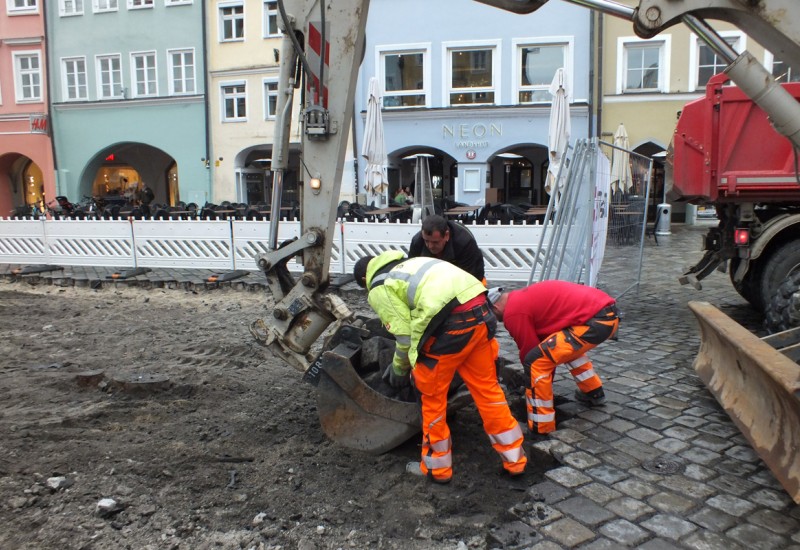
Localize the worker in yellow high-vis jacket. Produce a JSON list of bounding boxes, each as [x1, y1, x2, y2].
[[353, 251, 526, 484]]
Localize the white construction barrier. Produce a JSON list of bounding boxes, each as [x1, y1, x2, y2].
[[0, 218, 47, 265], [47, 219, 134, 268], [0, 217, 548, 282]]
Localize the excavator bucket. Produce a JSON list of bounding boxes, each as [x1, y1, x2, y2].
[[314, 342, 421, 454], [307, 321, 476, 455], [689, 301, 800, 504]]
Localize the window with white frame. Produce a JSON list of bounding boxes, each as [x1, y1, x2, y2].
[[60, 0, 83, 15], [264, 78, 278, 119], [767, 53, 800, 83], [14, 51, 41, 102], [8, 0, 38, 13], [690, 32, 743, 90], [263, 0, 279, 38], [381, 48, 428, 108], [62, 57, 88, 100], [96, 54, 123, 99], [618, 36, 669, 93], [165, 0, 192, 5], [221, 82, 247, 121], [131, 51, 157, 97], [219, 2, 244, 41], [516, 42, 567, 103], [167, 48, 195, 94], [127, 0, 152, 9], [446, 42, 499, 106], [93, 0, 118, 12]]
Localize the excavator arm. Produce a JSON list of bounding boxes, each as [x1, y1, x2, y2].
[[251, 0, 369, 373]]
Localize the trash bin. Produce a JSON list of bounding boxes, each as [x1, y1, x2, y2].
[[656, 203, 672, 235]]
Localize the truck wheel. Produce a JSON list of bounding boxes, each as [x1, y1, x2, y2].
[[729, 258, 761, 308], [764, 271, 800, 333], [755, 241, 800, 313]]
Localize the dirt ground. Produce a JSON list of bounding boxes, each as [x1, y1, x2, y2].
[[0, 281, 553, 550]]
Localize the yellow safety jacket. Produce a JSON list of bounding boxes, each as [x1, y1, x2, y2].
[[365, 250, 486, 374]]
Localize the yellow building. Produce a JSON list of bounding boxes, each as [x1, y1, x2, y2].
[[596, 2, 776, 220], [207, 0, 302, 206]]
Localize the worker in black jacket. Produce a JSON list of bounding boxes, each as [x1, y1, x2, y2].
[[408, 214, 486, 284]]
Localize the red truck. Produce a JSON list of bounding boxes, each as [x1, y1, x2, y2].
[[669, 73, 800, 329]]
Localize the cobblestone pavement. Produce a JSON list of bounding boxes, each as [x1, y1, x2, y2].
[[2, 222, 799, 549]]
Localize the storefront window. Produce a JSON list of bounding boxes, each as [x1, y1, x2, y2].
[[23, 162, 45, 208], [93, 166, 143, 201], [167, 162, 180, 206]]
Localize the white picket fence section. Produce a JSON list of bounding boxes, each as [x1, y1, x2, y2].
[[0, 217, 547, 281]]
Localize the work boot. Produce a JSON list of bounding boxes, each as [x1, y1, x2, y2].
[[405, 461, 424, 477], [575, 387, 606, 406], [405, 461, 450, 484]]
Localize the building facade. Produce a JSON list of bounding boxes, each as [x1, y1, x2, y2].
[[0, 0, 55, 217], [354, 0, 593, 208], [206, 0, 358, 209], [1, 1, 793, 219], [47, 0, 209, 208], [597, 1, 795, 219]]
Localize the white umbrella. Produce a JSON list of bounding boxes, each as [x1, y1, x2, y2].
[[610, 123, 633, 196], [546, 68, 570, 197], [361, 77, 389, 201]]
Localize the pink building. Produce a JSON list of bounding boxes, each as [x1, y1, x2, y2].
[[0, 0, 55, 218]]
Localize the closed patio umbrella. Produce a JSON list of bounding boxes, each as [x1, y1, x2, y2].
[[610, 123, 633, 197], [361, 77, 389, 202], [546, 68, 570, 200]]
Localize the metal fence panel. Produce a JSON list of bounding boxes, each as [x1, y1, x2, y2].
[[597, 140, 654, 299]]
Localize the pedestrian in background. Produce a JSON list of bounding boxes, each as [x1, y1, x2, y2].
[[487, 282, 619, 435], [408, 214, 486, 284], [393, 188, 408, 205], [353, 251, 527, 484]]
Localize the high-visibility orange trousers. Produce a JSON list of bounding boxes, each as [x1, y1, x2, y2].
[[412, 320, 526, 483], [524, 312, 619, 434]]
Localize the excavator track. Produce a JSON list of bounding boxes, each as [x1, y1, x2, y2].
[[689, 301, 800, 503]]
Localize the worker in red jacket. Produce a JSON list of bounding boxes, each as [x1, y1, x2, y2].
[[487, 282, 619, 435]]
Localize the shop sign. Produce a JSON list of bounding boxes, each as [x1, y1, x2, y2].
[[465, 150, 476, 160], [443, 122, 502, 150], [30, 114, 49, 135]]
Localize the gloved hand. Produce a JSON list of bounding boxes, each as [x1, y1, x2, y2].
[[382, 364, 410, 388]]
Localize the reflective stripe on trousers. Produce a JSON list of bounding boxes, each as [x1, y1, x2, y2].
[[413, 320, 527, 481], [524, 315, 619, 434]]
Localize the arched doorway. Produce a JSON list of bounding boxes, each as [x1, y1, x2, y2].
[[85, 143, 176, 207], [488, 145, 549, 206], [632, 141, 667, 222], [238, 146, 302, 208], [0, 155, 46, 216], [389, 147, 456, 206]]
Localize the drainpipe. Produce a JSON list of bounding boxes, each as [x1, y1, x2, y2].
[[351, 108, 360, 202], [41, 1, 60, 196], [596, 12, 604, 139], [588, 9, 595, 138], [200, 0, 211, 204]]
